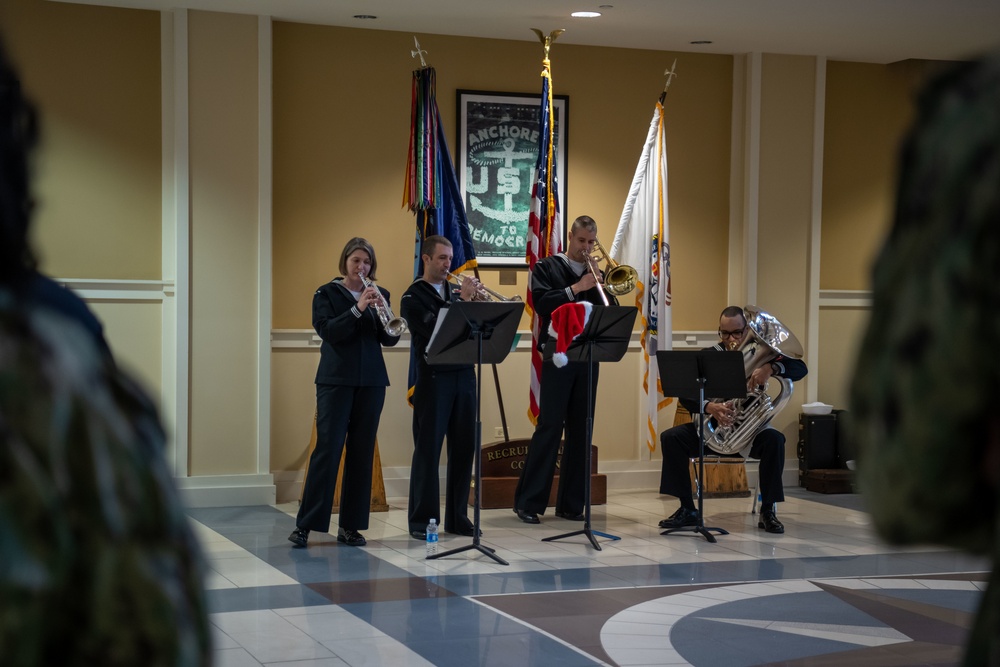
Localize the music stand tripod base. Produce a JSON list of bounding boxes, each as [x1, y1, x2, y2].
[[659, 524, 729, 543], [540, 305, 636, 551], [655, 349, 746, 545], [423, 300, 523, 566], [543, 523, 621, 551]]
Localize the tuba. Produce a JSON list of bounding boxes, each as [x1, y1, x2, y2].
[[703, 305, 803, 455]]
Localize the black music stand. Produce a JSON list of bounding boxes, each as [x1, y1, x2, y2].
[[656, 350, 746, 543], [542, 305, 637, 550], [425, 299, 524, 565]]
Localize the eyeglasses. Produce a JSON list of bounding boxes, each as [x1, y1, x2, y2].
[[718, 328, 745, 339]]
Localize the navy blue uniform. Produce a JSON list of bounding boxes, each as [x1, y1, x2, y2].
[[400, 279, 476, 534], [297, 279, 399, 533], [514, 255, 616, 517]]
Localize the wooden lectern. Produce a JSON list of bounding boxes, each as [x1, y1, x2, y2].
[[299, 411, 388, 512]]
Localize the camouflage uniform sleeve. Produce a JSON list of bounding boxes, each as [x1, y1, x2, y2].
[[847, 56, 1000, 667], [0, 299, 211, 666]]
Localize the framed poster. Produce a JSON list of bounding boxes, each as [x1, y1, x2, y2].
[[457, 90, 569, 266]]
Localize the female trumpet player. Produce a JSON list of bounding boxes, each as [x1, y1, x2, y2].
[[289, 237, 400, 548]]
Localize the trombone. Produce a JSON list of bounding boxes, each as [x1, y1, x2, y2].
[[359, 273, 408, 336], [591, 239, 639, 296], [447, 272, 523, 302], [588, 237, 639, 306]]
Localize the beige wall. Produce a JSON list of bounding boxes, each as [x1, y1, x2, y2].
[[821, 60, 931, 290], [818, 307, 870, 409], [756, 54, 817, 437], [90, 299, 163, 394], [3, 1, 940, 503], [188, 10, 261, 476], [269, 23, 734, 480], [0, 0, 161, 279], [272, 23, 734, 333]]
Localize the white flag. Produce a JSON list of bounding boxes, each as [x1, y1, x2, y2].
[[610, 101, 671, 454]]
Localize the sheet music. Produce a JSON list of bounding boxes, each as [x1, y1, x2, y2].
[[425, 304, 451, 355]]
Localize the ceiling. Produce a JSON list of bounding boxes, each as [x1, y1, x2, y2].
[[57, 0, 1000, 65]]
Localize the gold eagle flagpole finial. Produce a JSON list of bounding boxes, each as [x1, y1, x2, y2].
[[531, 28, 565, 61], [411, 36, 428, 68]]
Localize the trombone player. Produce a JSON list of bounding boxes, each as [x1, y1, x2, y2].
[[514, 215, 619, 524]]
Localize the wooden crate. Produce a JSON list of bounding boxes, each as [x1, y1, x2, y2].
[[675, 404, 751, 498], [800, 468, 854, 494], [688, 457, 751, 498]]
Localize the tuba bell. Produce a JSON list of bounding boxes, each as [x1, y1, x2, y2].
[[703, 305, 803, 455]]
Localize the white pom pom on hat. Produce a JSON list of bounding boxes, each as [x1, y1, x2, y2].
[[548, 301, 593, 367]]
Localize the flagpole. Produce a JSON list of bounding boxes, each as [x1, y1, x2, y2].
[[410, 36, 428, 68], [610, 76, 674, 456], [659, 59, 678, 104]]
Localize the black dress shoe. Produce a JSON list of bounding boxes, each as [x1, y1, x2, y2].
[[514, 508, 541, 524], [554, 510, 586, 521], [658, 507, 699, 529], [337, 528, 366, 546], [758, 510, 784, 534], [288, 527, 309, 548], [410, 529, 426, 540]]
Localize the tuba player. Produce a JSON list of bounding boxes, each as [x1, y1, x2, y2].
[[658, 306, 808, 534]]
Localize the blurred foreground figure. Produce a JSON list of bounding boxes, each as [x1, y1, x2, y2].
[[0, 39, 211, 665], [850, 54, 1000, 666]]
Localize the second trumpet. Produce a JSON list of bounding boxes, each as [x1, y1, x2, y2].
[[447, 272, 522, 302], [359, 273, 407, 336]]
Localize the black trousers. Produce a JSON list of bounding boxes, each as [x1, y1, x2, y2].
[[408, 367, 476, 533], [297, 384, 385, 533], [659, 422, 786, 507], [514, 360, 599, 516]]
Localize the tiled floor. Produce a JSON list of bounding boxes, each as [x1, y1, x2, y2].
[[188, 487, 988, 666]]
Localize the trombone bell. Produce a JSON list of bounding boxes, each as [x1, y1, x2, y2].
[[592, 238, 638, 296]]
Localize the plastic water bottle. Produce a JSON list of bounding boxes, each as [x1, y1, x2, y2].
[[425, 519, 439, 557]]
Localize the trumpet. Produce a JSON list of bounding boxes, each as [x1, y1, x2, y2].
[[359, 273, 407, 336], [447, 272, 523, 302]]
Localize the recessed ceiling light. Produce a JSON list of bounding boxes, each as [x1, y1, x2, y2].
[[571, 11, 602, 18], [598, 4, 614, 8], [353, 15, 377, 20], [690, 40, 713, 45]]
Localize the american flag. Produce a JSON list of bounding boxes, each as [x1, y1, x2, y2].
[[610, 100, 672, 453], [526, 60, 563, 424]]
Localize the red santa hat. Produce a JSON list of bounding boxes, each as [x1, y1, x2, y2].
[[548, 301, 593, 368]]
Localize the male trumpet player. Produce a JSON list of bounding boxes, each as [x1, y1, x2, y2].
[[514, 215, 618, 524], [400, 235, 480, 539], [658, 306, 808, 534]]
